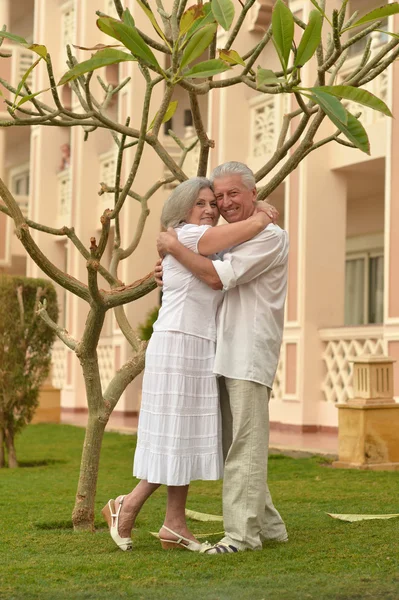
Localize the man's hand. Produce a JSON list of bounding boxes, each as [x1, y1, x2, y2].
[[154, 258, 163, 287], [256, 201, 279, 223], [157, 227, 178, 258]]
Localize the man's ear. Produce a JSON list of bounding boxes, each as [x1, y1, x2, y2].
[[252, 187, 257, 204]]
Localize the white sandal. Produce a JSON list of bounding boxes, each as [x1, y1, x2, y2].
[[101, 496, 133, 551], [159, 525, 210, 552]]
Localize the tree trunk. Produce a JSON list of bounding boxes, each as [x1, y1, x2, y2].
[[72, 412, 107, 531], [5, 424, 18, 468], [0, 426, 5, 468]]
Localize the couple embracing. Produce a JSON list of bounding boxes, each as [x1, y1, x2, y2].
[[102, 161, 289, 554]]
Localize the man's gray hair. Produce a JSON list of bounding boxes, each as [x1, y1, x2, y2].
[[210, 161, 256, 190], [161, 177, 213, 229]]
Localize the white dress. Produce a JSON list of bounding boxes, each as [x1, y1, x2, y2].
[[133, 224, 224, 485]]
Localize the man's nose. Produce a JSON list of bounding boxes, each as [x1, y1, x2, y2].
[[219, 194, 231, 207]]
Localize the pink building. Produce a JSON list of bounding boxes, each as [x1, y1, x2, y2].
[[1, 0, 398, 433]]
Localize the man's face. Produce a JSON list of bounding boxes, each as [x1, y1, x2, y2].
[[213, 174, 257, 223]]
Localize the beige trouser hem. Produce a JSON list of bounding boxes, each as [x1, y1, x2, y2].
[[219, 377, 287, 551]]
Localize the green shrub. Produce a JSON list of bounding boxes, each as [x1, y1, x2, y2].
[[0, 275, 58, 468], [137, 306, 160, 341]]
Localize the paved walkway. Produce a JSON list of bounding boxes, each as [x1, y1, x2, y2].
[[61, 410, 338, 456]]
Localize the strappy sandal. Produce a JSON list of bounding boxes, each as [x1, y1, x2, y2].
[[159, 525, 210, 552], [203, 542, 239, 554], [101, 496, 133, 551]]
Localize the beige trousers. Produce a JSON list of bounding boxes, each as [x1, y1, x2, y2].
[[219, 377, 287, 550]]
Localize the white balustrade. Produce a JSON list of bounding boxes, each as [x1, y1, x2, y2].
[[52, 341, 67, 390], [249, 94, 285, 164], [57, 168, 72, 223], [319, 326, 385, 404], [98, 338, 115, 391], [99, 149, 117, 187]]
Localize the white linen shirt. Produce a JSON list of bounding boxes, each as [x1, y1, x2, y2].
[[153, 224, 223, 342], [212, 224, 289, 387]]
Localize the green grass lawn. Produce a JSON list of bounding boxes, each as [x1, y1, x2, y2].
[[1, 424, 398, 600]]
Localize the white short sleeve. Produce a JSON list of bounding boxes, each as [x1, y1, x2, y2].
[[176, 224, 212, 254]]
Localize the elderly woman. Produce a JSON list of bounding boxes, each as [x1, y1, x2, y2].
[[102, 177, 274, 552]]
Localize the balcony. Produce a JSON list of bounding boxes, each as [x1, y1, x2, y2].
[[339, 31, 389, 127]]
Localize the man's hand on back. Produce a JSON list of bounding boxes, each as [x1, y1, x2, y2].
[[157, 227, 178, 258], [154, 258, 163, 287]]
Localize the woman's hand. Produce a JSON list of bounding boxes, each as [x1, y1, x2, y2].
[[256, 201, 279, 223], [156, 227, 178, 258]]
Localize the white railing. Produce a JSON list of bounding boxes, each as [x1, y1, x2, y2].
[[320, 325, 385, 404], [98, 149, 117, 219], [99, 149, 117, 187], [338, 30, 390, 126], [52, 341, 67, 389], [52, 337, 116, 392], [248, 94, 288, 165], [98, 338, 114, 391], [57, 168, 72, 223], [10, 45, 34, 90], [62, 3, 76, 48]]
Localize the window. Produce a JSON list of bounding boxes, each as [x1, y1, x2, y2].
[[10, 168, 30, 196], [345, 250, 384, 325]]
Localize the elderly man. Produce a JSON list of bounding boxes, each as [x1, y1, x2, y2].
[[157, 161, 289, 553]]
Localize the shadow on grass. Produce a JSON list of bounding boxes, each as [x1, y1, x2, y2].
[[18, 459, 67, 468], [34, 520, 109, 531]]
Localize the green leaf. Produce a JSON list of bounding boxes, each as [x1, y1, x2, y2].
[[148, 100, 178, 130], [179, 5, 205, 37], [218, 49, 245, 66], [15, 87, 50, 110], [180, 23, 217, 69], [13, 57, 41, 108], [256, 67, 280, 87], [58, 48, 137, 85], [0, 31, 28, 45], [122, 8, 135, 28], [135, 0, 168, 43], [27, 44, 48, 60], [313, 85, 392, 117], [97, 16, 121, 38], [100, 19, 161, 69], [312, 93, 370, 154], [186, 3, 216, 38], [184, 58, 231, 78], [294, 10, 323, 68], [344, 3, 399, 31], [311, 88, 348, 124], [272, 0, 294, 72], [211, 0, 235, 31]]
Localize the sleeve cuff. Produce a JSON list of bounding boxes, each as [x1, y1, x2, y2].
[[212, 257, 237, 291]]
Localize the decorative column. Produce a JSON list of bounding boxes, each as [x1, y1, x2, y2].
[[384, 10, 399, 399], [333, 356, 399, 471]]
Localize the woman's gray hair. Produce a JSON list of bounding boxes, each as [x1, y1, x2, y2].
[[161, 177, 213, 229], [210, 161, 256, 190]]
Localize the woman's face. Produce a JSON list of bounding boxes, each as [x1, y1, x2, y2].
[[186, 187, 219, 227]]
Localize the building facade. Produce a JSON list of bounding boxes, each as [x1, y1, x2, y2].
[[1, 0, 399, 431]]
